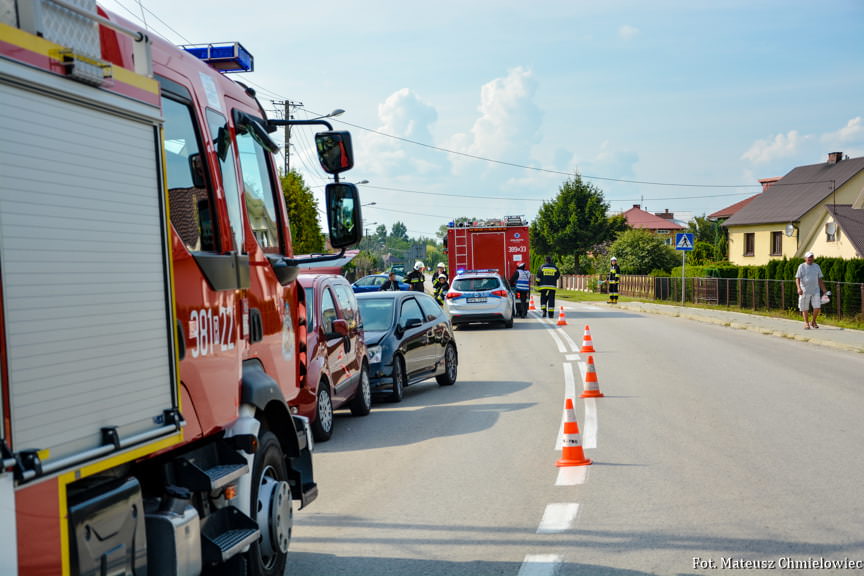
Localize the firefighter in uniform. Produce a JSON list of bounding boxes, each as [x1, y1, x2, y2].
[[406, 261, 426, 292], [432, 264, 450, 305], [509, 263, 531, 318], [607, 256, 621, 304], [536, 256, 560, 318]]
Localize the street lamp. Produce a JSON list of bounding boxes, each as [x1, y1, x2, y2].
[[283, 108, 345, 175]]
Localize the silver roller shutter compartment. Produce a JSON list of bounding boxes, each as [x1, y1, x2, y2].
[[0, 78, 176, 467]]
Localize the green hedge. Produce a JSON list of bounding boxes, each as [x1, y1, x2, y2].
[[671, 258, 864, 282]]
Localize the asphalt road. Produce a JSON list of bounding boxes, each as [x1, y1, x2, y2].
[[285, 302, 864, 576]]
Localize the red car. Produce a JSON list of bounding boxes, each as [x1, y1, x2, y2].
[[292, 274, 372, 441]]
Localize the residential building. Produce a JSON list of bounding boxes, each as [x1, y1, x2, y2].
[[621, 204, 684, 245], [722, 153, 864, 265]]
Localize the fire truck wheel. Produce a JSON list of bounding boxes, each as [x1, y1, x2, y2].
[[436, 343, 458, 386], [350, 363, 372, 416], [390, 355, 406, 403], [311, 383, 334, 442], [249, 430, 292, 576]]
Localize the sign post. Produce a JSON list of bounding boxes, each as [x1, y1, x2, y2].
[[675, 233, 694, 306]]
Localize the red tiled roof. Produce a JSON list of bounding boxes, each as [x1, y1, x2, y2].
[[623, 205, 684, 230], [708, 194, 760, 220]]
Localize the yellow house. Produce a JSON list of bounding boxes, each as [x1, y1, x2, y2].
[[723, 153, 864, 265]]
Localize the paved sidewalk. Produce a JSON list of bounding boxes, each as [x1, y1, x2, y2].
[[574, 300, 864, 354]]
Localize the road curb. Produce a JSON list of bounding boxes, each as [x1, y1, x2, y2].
[[609, 301, 864, 354]]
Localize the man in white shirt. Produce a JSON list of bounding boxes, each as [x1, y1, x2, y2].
[[795, 251, 827, 329]]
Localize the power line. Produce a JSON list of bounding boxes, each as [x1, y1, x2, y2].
[[301, 108, 761, 190]]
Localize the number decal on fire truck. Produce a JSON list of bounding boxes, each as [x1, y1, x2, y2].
[[189, 306, 235, 358], [508, 246, 527, 253]]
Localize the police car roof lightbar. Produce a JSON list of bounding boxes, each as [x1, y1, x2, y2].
[[456, 269, 500, 275], [182, 42, 254, 73]]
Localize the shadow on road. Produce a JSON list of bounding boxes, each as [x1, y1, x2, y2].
[[287, 551, 672, 576], [321, 379, 535, 452], [288, 517, 864, 575]]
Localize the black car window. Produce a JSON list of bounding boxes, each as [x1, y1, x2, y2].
[[416, 293, 442, 321], [400, 298, 425, 327], [321, 288, 337, 336], [452, 277, 500, 291], [357, 298, 394, 332]]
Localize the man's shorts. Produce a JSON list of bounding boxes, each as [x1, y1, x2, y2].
[[798, 293, 821, 311]]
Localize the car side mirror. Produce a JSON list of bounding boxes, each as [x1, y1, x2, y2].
[[315, 131, 354, 175], [325, 183, 362, 248], [331, 318, 349, 337], [404, 318, 423, 330]]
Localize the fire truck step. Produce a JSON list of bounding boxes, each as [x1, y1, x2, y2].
[[174, 449, 249, 492], [201, 505, 260, 565]]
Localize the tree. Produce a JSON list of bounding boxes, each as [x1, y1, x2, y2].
[[608, 229, 678, 275], [391, 221, 408, 241], [687, 215, 727, 262], [375, 224, 388, 243], [530, 176, 626, 272], [281, 170, 324, 254]]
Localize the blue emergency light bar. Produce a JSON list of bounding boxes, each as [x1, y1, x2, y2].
[[456, 268, 500, 275], [182, 42, 254, 73]]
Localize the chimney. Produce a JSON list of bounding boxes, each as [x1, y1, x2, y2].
[[828, 151, 843, 164], [759, 177, 780, 192], [633, 204, 641, 210], [654, 209, 674, 220]]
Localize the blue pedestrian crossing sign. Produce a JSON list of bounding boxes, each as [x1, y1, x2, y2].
[[675, 233, 695, 251]]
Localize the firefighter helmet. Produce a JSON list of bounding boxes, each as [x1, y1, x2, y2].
[[414, 261, 425, 271]]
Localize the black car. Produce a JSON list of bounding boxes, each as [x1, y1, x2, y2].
[[357, 291, 458, 402]]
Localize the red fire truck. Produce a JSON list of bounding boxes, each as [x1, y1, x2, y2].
[[445, 216, 531, 280], [0, 2, 362, 575]]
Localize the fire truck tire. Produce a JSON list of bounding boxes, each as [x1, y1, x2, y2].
[[311, 383, 334, 442], [390, 355, 406, 403], [350, 362, 373, 416], [436, 343, 458, 386], [249, 430, 292, 576]]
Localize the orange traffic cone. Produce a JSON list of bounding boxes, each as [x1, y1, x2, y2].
[[557, 398, 592, 467], [528, 296, 536, 311], [580, 355, 604, 398], [556, 306, 567, 326], [579, 325, 595, 353]]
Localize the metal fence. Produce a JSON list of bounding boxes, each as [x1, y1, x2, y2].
[[561, 274, 864, 322]]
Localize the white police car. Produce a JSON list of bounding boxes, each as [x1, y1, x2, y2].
[[445, 270, 515, 329]]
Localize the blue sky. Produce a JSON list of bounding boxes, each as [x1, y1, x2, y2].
[[101, 0, 864, 239]]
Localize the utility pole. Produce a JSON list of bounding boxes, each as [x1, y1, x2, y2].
[[277, 99, 302, 176]]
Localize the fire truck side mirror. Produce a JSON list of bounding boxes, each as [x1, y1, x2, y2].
[[325, 182, 362, 248], [315, 131, 354, 175]]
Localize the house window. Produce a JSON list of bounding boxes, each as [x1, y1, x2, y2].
[[826, 222, 838, 243], [743, 233, 755, 257], [656, 229, 670, 234], [771, 231, 783, 256]]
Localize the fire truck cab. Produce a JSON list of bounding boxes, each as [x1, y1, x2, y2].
[[0, 1, 361, 575]]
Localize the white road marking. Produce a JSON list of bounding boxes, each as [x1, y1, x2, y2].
[[517, 555, 563, 576], [555, 466, 589, 486], [544, 324, 567, 353], [583, 398, 598, 450], [537, 503, 580, 533], [565, 353, 581, 361], [559, 329, 580, 353]]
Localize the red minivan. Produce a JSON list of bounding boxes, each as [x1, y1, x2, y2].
[[292, 274, 372, 441]]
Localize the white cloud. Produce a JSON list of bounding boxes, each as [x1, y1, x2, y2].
[[618, 25, 639, 40], [821, 116, 864, 146], [740, 130, 805, 164], [358, 88, 446, 178], [450, 66, 543, 175]]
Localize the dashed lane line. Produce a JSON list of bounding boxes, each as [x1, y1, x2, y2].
[[517, 555, 563, 576], [537, 502, 581, 533]]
